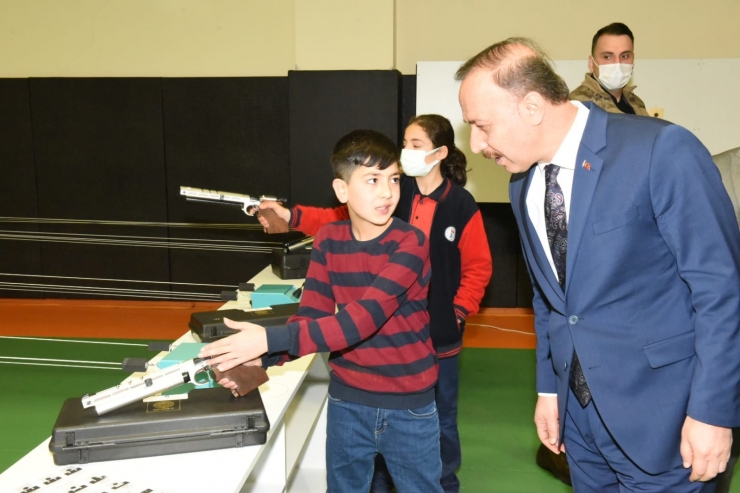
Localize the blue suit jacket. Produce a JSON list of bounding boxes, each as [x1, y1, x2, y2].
[[510, 103, 740, 473]]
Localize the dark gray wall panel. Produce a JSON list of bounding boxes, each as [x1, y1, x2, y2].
[[0, 79, 42, 298], [29, 78, 169, 299], [162, 77, 297, 292], [400, 74, 417, 138], [0, 74, 528, 307], [516, 247, 534, 308], [289, 70, 402, 208], [478, 203, 532, 308]]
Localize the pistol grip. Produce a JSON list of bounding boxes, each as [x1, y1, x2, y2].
[[258, 208, 289, 234], [213, 366, 269, 396]]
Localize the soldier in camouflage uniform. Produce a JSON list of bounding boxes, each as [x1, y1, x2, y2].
[[713, 147, 740, 228], [570, 72, 649, 116], [569, 22, 650, 116]]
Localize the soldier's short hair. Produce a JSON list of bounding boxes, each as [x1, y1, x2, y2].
[[592, 23, 634, 54]]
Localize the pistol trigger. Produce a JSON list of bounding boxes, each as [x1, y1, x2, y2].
[[192, 366, 212, 386]]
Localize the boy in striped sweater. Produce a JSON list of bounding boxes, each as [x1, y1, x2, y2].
[[200, 129, 443, 493]]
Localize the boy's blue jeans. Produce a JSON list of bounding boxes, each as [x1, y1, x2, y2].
[[326, 394, 444, 493], [372, 355, 461, 492]]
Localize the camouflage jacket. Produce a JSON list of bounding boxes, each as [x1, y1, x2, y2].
[[569, 73, 649, 116], [713, 146, 740, 227]]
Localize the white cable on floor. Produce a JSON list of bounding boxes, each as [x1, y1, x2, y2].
[[465, 323, 536, 336]]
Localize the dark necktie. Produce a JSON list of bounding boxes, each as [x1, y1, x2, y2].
[[544, 164, 591, 407], [544, 165, 567, 288]]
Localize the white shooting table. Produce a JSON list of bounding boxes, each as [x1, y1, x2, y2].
[[0, 266, 330, 493]]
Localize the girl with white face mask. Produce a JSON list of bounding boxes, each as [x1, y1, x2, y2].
[[400, 115, 467, 190], [257, 115, 493, 493]]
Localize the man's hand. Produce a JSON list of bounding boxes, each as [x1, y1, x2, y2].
[[258, 201, 291, 231], [681, 416, 732, 482], [535, 395, 563, 454], [198, 318, 268, 373]]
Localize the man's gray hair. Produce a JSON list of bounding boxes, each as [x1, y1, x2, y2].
[[455, 37, 570, 104]]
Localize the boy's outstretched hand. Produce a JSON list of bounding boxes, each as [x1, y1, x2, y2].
[[198, 318, 268, 372]]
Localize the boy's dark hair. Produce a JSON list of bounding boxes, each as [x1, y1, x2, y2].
[[592, 23, 634, 54], [408, 114, 469, 186], [331, 129, 399, 181]]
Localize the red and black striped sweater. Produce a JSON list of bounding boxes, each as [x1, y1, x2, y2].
[[289, 176, 493, 357], [264, 218, 438, 410]]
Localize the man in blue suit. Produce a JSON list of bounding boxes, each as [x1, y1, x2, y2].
[[456, 37, 740, 492]]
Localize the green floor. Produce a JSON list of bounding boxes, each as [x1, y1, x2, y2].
[[0, 337, 154, 472], [0, 342, 737, 491], [456, 349, 572, 492]]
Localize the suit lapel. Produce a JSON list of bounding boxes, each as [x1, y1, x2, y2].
[[565, 104, 607, 295], [513, 169, 566, 305]]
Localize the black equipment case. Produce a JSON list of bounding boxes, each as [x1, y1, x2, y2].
[[49, 387, 270, 465], [271, 247, 310, 279], [189, 303, 299, 342]]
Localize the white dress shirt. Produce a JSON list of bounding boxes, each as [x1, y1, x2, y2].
[[526, 101, 590, 279], [527, 101, 589, 397]]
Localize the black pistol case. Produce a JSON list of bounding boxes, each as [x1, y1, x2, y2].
[[271, 247, 311, 279], [188, 303, 299, 342], [49, 387, 270, 465]]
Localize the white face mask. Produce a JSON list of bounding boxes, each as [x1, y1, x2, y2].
[[400, 148, 440, 177], [592, 57, 633, 91]]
